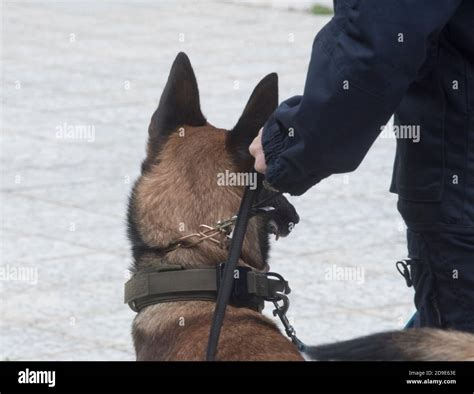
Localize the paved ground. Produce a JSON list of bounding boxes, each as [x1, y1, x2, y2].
[[0, 0, 413, 360]]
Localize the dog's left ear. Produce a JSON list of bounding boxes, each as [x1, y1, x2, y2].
[[226, 73, 278, 167], [150, 52, 206, 137], [143, 53, 206, 172]]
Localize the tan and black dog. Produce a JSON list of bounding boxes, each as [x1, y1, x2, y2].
[[127, 52, 303, 361], [127, 52, 474, 361]]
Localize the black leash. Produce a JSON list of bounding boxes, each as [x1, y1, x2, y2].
[[206, 175, 306, 360], [206, 176, 262, 361]]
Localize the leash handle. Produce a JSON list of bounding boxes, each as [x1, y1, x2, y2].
[[206, 179, 261, 361]]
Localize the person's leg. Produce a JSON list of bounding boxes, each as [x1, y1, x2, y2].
[[405, 230, 442, 328], [406, 229, 474, 332]]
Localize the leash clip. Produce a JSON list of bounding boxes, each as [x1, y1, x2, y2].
[[271, 292, 305, 351], [264, 273, 305, 351]]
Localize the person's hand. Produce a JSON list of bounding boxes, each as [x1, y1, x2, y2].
[[249, 128, 267, 174]]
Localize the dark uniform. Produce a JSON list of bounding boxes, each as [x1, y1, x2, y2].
[[262, 0, 474, 331]]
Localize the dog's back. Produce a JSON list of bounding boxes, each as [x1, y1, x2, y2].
[[133, 302, 302, 361]]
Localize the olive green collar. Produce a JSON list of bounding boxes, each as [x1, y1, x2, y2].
[[124, 264, 290, 313]]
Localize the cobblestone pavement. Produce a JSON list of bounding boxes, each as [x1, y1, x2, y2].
[[0, 0, 413, 360]]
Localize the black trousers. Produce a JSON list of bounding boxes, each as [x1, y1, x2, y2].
[[407, 229, 474, 332]]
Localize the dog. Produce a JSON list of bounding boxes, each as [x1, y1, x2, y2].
[[127, 52, 474, 361], [127, 52, 303, 361]]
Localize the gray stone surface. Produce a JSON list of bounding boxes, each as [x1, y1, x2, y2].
[[1, 0, 413, 360]]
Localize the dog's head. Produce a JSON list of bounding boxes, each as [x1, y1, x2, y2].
[[128, 52, 299, 272]]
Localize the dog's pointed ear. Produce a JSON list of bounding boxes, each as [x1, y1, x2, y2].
[[149, 52, 206, 141], [226, 73, 278, 166]]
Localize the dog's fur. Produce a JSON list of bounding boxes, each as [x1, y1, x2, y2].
[[306, 328, 474, 361], [128, 52, 474, 361]]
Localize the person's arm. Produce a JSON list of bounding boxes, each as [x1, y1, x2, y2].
[[261, 0, 462, 196]]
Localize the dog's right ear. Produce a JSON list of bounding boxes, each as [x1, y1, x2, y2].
[[226, 73, 278, 169], [147, 52, 206, 152]]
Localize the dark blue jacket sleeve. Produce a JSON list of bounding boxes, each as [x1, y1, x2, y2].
[[262, 0, 462, 195]]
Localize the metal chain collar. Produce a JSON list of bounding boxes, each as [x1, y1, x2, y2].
[[162, 189, 284, 255], [162, 216, 237, 253]]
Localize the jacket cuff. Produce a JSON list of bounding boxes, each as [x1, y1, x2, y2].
[[262, 118, 288, 191]]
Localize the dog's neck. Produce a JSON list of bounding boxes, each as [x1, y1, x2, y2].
[[128, 156, 270, 274], [131, 221, 269, 273], [129, 211, 268, 272]]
